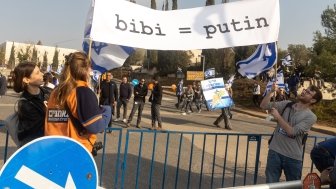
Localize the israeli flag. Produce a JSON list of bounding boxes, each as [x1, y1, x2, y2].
[[55, 64, 64, 75], [204, 68, 215, 79], [236, 42, 277, 79], [281, 54, 293, 67], [263, 68, 285, 96], [82, 0, 135, 81]]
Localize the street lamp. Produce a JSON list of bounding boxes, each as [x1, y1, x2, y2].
[[198, 55, 205, 73]]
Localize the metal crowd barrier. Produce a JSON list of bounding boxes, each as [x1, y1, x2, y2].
[[1, 127, 330, 189], [224, 180, 302, 189]]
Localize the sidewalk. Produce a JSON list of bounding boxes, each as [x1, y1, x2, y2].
[[162, 87, 336, 136]]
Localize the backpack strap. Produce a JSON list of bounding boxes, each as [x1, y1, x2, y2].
[[269, 101, 295, 145]]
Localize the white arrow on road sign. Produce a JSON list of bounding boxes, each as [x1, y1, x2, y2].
[[15, 165, 76, 189]]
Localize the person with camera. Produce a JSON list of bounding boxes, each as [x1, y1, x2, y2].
[[260, 84, 322, 183], [45, 52, 111, 155]]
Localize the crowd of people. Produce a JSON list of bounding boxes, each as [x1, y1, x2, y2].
[[6, 50, 335, 187]]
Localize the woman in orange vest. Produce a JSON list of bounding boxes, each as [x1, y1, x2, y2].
[[45, 52, 111, 154]]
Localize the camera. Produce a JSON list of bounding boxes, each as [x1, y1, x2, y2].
[[91, 141, 103, 156]]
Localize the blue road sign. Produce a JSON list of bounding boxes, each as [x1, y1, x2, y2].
[[0, 136, 98, 188]]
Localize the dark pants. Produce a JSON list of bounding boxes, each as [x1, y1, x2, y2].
[[117, 99, 128, 119], [151, 103, 162, 126], [266, 150, 302, 183], [175, 95, 182, 108], [184, 100, 193, 112], [214, 108, 231, 129], [128, 101, 145, 126], [311, 144, 335, 172], [252, 95, 260, 106], [195, 98, 202, 111]]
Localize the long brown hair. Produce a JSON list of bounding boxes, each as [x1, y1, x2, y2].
[[55, 52, 91, 107], [13, 62, 37, 93]]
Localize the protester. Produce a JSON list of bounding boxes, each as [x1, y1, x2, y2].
[[175, 79, 184, 109], [13, 62, 49, 146], [252, 81, 261, 107], [126, 78, 148, 128], [213, 84, 233, 130], [45, 52, 111, 153], [260, 85, 322, 183], [310, 137, 336, 188], [99, 72, 118, 129], [149, 75, 163, 130], [0, 72, 7, 98], [194, 82, 203, 113], [275, 88, 288, 101], [287, 73, 300, 98], [181, 85, 194, 115], [115, 76, 132, 123]]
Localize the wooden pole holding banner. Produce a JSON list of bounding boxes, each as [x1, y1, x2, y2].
[[87, 38, 100, 99], [272, 42, 278, 104]]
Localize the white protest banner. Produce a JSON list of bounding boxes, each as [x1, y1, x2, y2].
[[201, 78, 234, 110], [90, 0, 280, 50]]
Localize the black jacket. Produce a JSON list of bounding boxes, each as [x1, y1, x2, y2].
[[99, 80, 118, 105], [18, 87, 49, 146], [151, 83, 162, 105], [119, 82, 132, 100], [133, 83, 148, 102]]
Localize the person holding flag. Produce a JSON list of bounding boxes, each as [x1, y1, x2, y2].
[[260, 84, 322, 183]]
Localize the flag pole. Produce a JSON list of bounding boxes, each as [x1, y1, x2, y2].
[[272, 42, 278, 104], [87, 38, 99, 98]]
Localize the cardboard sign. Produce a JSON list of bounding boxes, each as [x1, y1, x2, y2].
[[187, 71, 204, 81]]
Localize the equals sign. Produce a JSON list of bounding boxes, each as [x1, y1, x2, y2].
[[179, 27, 191, 34]]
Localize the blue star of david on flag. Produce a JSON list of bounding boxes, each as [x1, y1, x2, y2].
[[236, 42, 277, 79]]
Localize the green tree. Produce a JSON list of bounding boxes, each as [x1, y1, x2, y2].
[[0, 46, 5, 67], [150, 0, 156, 9], [37, 40, 43, 45], [147, 0, 158, 69], [157, 50, 192, 75], [172, 0, 177, 10], [17, 45, 31, 63], [8, 43, 16, 69], [321, 4, 336, 39], [287, 44, 311, 67], [206, 0, 215, 6], [52, 47, 59, 71], [42, 51, 48, 71], [124, 49, 144, 66], [309, 4, 336, 81], [31, 46, 38, 64]]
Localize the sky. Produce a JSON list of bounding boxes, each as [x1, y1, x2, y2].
[[0, 0, 334, 50]]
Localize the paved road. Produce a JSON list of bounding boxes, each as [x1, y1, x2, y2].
[[0, 89, 330, 188]]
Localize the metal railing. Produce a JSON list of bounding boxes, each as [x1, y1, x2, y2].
[[1, 127, 330, 189]]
